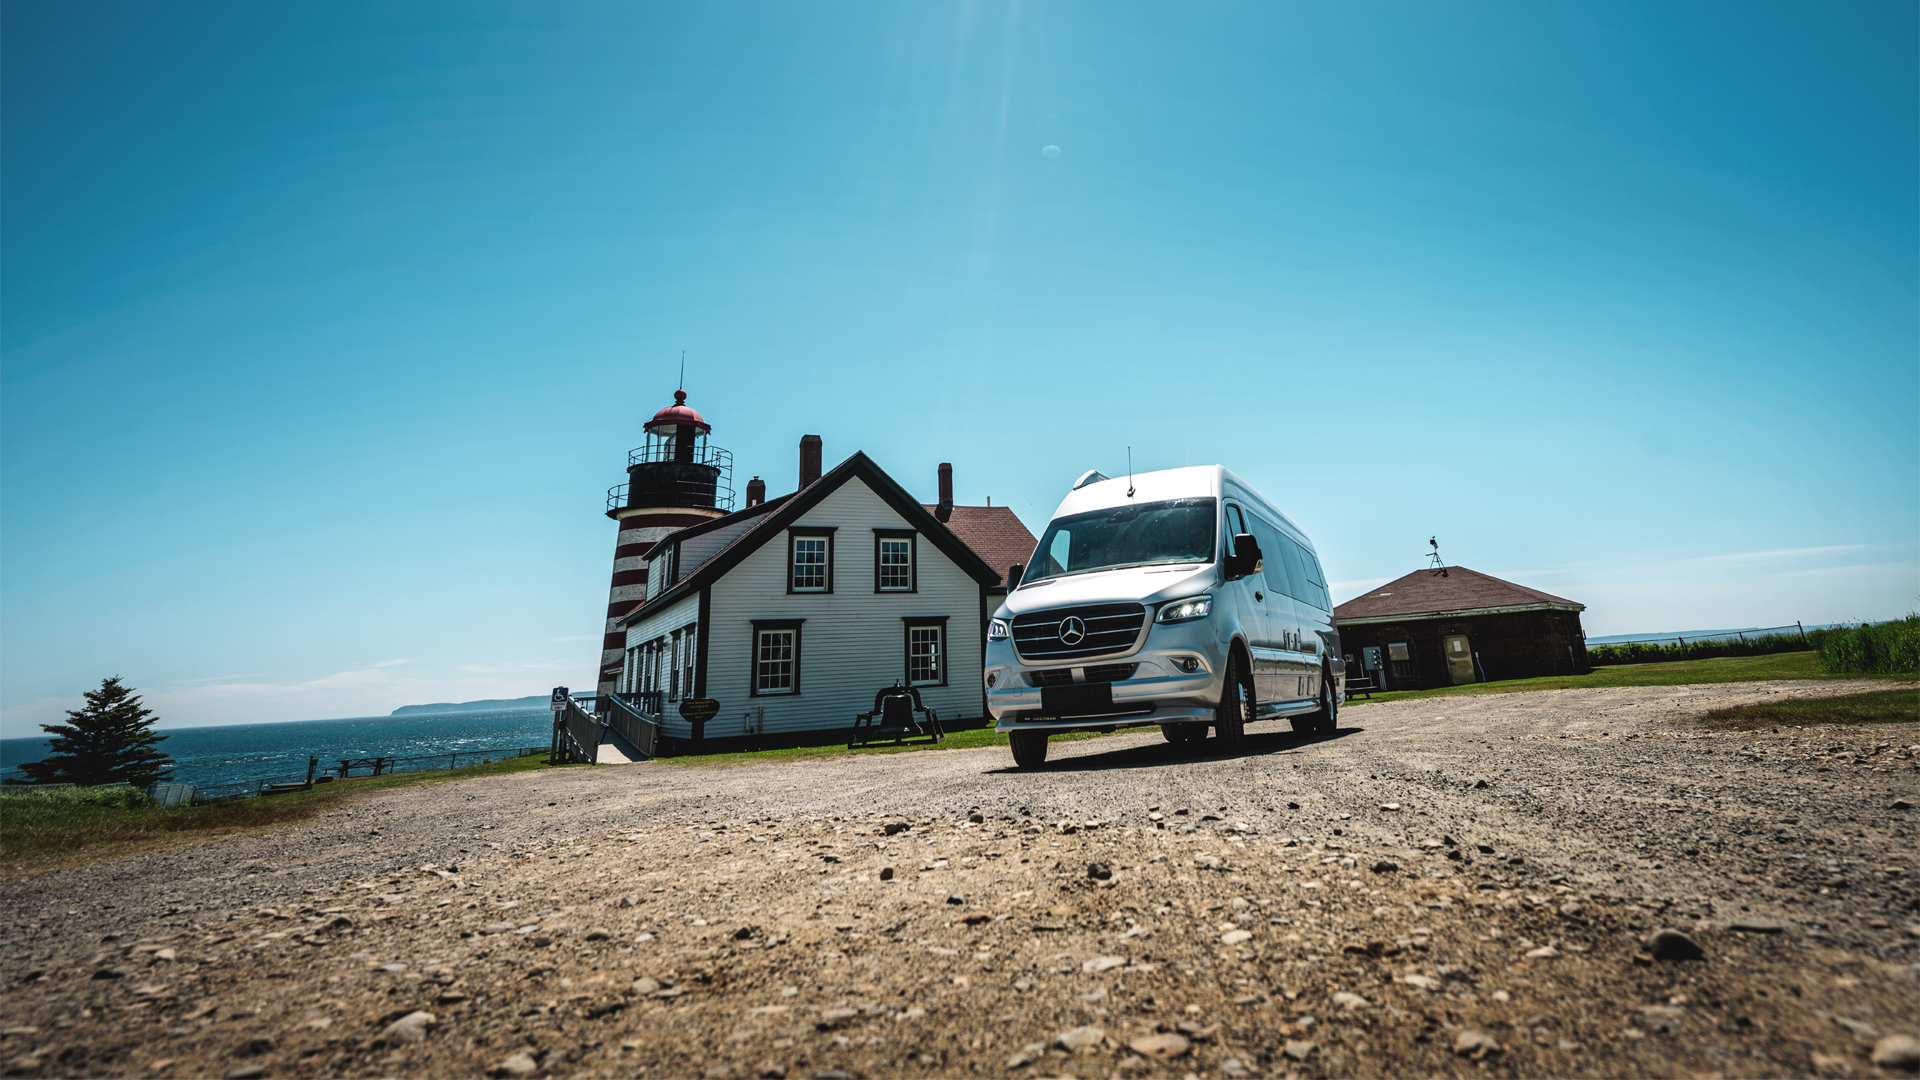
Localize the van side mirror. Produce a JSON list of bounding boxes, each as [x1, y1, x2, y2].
[[1007, 563, 1025, 588], [1226, 533, 1262, 579]]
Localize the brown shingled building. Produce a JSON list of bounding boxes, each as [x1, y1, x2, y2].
[[1333, 566, 1588, 689]]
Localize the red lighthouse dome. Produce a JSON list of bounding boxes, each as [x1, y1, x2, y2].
[[646, 390, 710, 435]]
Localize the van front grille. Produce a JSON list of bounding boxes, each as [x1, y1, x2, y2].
[[1083, 663, 1138, 682], [1011, 603, 1148, 661], [1025, 669, 1074, 688]]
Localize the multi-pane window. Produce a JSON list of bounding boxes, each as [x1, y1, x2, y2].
[[755, 629, 797, 693], [908, 624, 943, 685], [681, 625, 697, 699], [878, 537, 912, 590], [792, 537, 828, 591], [667, 632, 683, 702]]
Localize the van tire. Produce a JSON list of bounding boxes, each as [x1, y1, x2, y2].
[[1009, 731, 1050, 770], [1214, 652, 1252, 751], [1308, 674, 1338, 734]]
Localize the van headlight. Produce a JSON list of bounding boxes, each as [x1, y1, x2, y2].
[[988, 618, 1011, 641], [1156, 595, 1213, 623]]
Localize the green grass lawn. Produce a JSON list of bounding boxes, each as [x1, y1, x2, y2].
[[1343, 649, 1908, 708], [0, 752, 564, 878], [1691, 687, 1919, 731]]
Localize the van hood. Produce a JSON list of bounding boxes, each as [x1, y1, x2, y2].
[[996, 564, 1221, 617]]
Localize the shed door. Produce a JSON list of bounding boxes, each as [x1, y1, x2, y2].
[[1443, 634, 1476, 685]]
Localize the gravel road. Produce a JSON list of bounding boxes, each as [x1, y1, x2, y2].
[[2, 678, 1916, 1079]]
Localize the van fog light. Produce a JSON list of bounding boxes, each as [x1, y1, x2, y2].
[[986, 672, 998, 688], [1173, 656, 1203, 674]]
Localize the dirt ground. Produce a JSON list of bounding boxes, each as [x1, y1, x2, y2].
[[2, 678, 1916, 1080]]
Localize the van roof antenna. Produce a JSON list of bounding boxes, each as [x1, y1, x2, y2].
[[1426, 536, 1448, 577], [1126, 447, 1135, 498]]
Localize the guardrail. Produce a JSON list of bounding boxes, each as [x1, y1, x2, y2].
[[190, 745, 547, 804], [552, 698, 603, 764], [1587, 623, 1807, 649], [599, 692, 660, 758]]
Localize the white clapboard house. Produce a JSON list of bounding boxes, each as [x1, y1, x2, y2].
[[611, 451, 1018, 752]]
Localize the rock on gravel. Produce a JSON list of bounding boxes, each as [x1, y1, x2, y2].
[[1128, 1032, 1190, 1060], [1649, 928, 1704, 960], [1454, 1029, 1501, 1059], [495, 1051, 538, 1076], [1056, 1026, 1105, 1052], [377, 1011, 435, 1045], [1873, 1035, 1920, 1071]]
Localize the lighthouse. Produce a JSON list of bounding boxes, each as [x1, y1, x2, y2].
[[597, 390, 732, 695]]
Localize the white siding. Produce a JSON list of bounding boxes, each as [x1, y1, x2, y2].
[[698, 479, 984, 739], [677, 517, 764, 580], [623, 595, 700, 656]]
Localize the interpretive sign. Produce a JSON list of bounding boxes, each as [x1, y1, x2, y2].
[[678, 698, 720, 724]]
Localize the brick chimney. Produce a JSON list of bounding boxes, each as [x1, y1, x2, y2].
[[936, 462, 953, 522], [799, 435, 822, 489], [745, 475, 765, 507]]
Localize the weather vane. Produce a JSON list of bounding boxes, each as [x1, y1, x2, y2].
[[1426, 536, 1448, 577]]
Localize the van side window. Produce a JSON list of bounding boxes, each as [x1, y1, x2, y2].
[[1276, 539, 1311, 606], [1304, 552, 1331, 610], [1223, 505, 1246, 553], [1247, 517, 1296, 597]]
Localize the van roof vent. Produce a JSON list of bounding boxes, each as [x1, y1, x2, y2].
[[1072, 469, 1110, 490]]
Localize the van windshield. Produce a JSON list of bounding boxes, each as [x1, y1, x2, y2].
[[1023, 498, 1217, 583]]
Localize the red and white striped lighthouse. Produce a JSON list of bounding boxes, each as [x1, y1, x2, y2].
[[597, 390, 732, 694]]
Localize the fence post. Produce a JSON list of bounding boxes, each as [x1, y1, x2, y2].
[[306, 757, 317, 787]]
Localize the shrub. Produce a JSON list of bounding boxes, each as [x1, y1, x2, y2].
[[1819, 615, 1920, 676], [1585, 630, 1812, 667]]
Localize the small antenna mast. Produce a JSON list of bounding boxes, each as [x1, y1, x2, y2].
[[1126, 447, 1135, 498], [1426, 536, 1448, 577], [678, 350, 686, 390]]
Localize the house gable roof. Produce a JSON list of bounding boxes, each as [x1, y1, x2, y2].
[[923, 505, 1036, 585], [1333, 566, 1583, 623], [618, 451, 1002, 628]]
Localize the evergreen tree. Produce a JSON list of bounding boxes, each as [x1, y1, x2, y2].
[[19, 677, 174, 787]]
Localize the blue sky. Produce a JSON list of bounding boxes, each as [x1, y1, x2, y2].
[[3, 1, 1914, 734]]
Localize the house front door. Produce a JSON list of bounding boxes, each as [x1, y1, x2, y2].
[[1443, 634, 1476, 685]]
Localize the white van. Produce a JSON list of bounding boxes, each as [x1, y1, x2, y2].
[[984, 465, 1342, 769]]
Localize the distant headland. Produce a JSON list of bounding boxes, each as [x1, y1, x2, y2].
[[390, 696, 549, 716]]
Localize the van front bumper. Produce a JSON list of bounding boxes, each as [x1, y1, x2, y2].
[[985, 643, 1226, 735]]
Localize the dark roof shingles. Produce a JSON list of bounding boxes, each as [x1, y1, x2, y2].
[[1333, 566, 1580, 621], [926, 505, 1037, 585]]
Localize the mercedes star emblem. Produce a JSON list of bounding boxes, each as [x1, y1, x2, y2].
[[1058, 616, 1086, 645]]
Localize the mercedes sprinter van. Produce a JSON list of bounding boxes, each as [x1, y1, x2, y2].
[[984, 465, 1341, 769]]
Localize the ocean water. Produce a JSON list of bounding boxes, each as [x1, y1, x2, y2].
[[0, 707, 554, 792]]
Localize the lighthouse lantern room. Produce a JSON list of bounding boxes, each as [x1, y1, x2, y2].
[[597, 390, 732, 694]]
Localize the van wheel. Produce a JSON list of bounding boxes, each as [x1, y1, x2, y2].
[[1214, 652, 1252, 751], [1163, 722, 1205, 745], [1303, 674, 1337, 734], [1009, 731, 1050, 770]]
